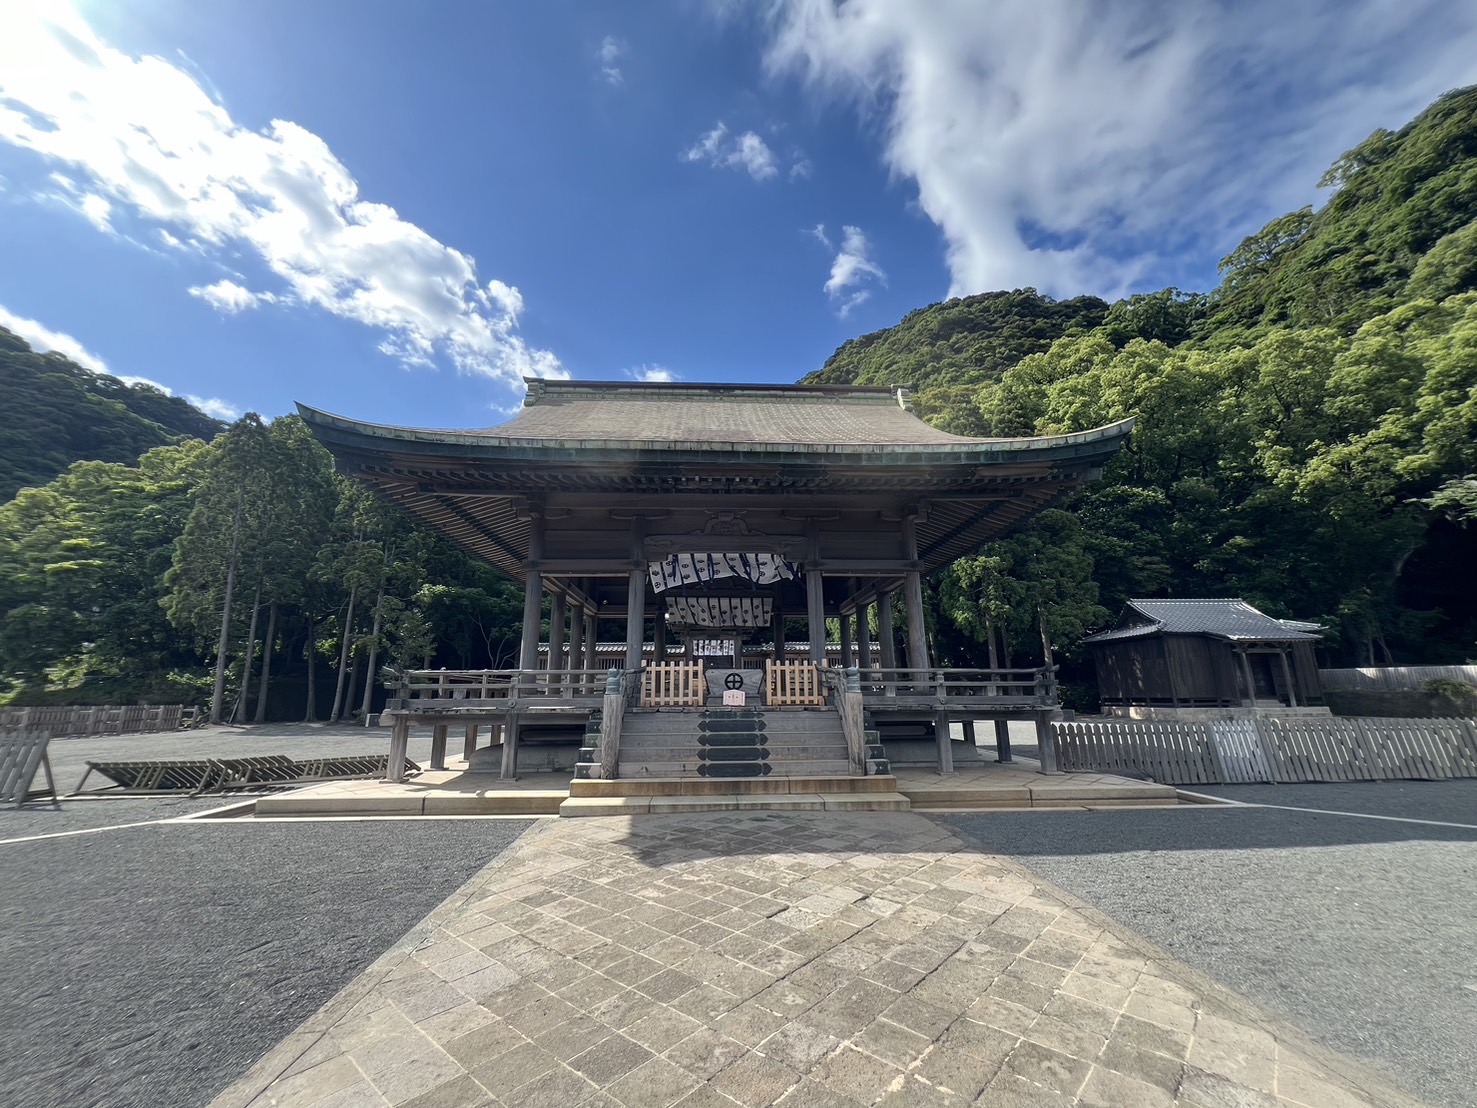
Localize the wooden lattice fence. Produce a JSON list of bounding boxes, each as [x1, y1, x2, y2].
[[765, 660, 826, 706], [0, 704, 184, 738], [641, 662, 706, 707], [1054, 716, 1477, 785]]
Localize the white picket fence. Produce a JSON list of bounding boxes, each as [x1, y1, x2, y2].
[[0, 704, 185, 738], [1054, 716, 1477, 785]]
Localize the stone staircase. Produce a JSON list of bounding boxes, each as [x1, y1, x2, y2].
[[615, 707, 851, 778], [562, 701, 908, 816]]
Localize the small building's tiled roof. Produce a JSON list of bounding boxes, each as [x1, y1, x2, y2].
[[478, 380, 996, 448], [1081, 599, 1323, 644]]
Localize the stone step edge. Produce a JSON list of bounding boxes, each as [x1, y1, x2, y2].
[[559, 793, 911, 817], [569, 774, 900, 797]]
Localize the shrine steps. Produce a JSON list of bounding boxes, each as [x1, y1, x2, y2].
[[558, 773, 909, 817], [603, 706, 853, 780]]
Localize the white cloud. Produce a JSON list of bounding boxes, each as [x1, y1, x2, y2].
[[820, 225, 885, 317], [598, 36, 625, 86], [189, 278, 278, 314], [117, 374, 169, 392], [625, 365, 677, 383], [806, 222, 831, 249], [683, 122, 780, 182], [0, 3, 565, 386], [184, 394, 241, 420], [0, 302, 110, 372], [756, 0, 1477, 298]]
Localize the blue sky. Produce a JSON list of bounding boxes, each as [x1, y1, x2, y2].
[[2, 0, 1475, 428]]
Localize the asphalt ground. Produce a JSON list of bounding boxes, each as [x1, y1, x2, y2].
[[0, 818, 534, 1108], [940, 779, 1477, 1108]]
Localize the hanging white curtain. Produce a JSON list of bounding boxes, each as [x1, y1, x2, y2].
[[665, 596, 774, 629], [648, 552, 797, 593]]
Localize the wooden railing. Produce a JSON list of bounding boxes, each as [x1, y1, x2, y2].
[[0, 704, 184, 738], [641, 661, 706, 707], [387, 668, 615, 704], [766, 659, 826, 706], [855, 667, 1056, 703]]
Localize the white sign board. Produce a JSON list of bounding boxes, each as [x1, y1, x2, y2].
[[722, 690, 747, 707]]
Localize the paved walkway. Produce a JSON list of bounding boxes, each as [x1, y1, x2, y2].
[[213, 813, 1426, 1108]]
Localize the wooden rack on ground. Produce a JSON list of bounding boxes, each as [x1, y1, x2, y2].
[[72, 753, 419, 796], [1, 732, 58, 808]]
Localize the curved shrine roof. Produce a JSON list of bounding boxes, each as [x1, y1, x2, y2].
[[297, 379, 1135, 580], [299, 379, 1133, 458], [1082, 599, 1323, 644]]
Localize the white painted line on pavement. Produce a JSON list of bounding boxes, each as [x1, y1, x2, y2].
[[0, 818, 180, 846], [1236, 802, 1477, 830]]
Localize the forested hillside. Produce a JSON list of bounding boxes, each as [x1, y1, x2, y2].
[[906, 87, 1477, 689], [0, 87, 1472, 714], [0, 326, 223, 499]]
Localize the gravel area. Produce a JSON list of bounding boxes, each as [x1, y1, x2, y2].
[[0, 819, 533, 1108], [940, 781, 1477, 1108]]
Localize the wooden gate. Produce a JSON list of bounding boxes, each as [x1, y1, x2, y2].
[[765, 659, 825, 706], [641, 661, 706, 707]]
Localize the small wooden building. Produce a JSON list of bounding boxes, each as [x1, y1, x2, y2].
[[1083, 599, 1324, 711]]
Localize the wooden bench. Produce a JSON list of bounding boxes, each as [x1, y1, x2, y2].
[[1, 732, 59, 808]]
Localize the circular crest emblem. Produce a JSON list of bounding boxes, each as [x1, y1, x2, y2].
[[724, 672, 745, 691]]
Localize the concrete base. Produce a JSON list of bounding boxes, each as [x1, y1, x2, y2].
[[251, 760, 1177, 818], [891, 762, 1180, 810], [559, 773, 911, 817]]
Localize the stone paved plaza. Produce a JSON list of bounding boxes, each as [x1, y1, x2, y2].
[[213, 812, 1424, 1108]]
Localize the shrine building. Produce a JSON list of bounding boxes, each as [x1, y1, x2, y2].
[[300, 380, 1132, 801]]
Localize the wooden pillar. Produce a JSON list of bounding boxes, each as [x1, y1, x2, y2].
[[806, 570, 826, 665], [1035, 712, 1059, 774], [963, 719, 976, 744], [1238, 648, 1256, 706], [387, 714, 410, 783], [625, 519, 647, 672], [548, 590, 567, 687], [583, 613, 598, 673], [806, 518, 826, 665], [462, 723, 478, 761], [900, 514, 930, 681], [935, 710, 954, 775], [500, 713, 521, 779], [839, 609, 854, 670], [430, 723, 448, 770], [878, 591, 898, 694], [568, 604, 585, 693], [995, 719, 1013, 762], [1278, 649, 1299, 707], [772, 603, 785, 663], [517, 515, 546, 673], [855, 600, 871, 674]]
